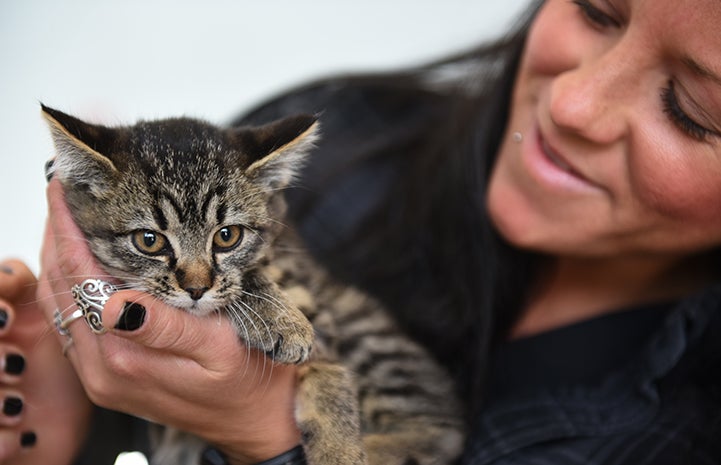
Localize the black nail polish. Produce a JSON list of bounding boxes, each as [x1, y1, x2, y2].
[[115, 302, 146, 331], [5, 354, 25, 375], [20, 431, 37, 448], [3, 397, 22, 416], [0, 309, 8, 329], [45, 159, 55, 182], [0, 265, 12, 274]]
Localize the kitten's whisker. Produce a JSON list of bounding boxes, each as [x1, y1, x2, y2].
[[42, 273, 142, 285], [233, 301, 272, 367], [213, 307, 223, 326], [228, 302, 270, 387], [238, 291, 285, 342], [56, 302, 80, 316], [226, 302, 265, 368], [234, 299, 276, 389], [240, 290, 288, 313], [223, 303, 254, 379], [244, 226, 268, 246], [51, 233, 93, 243], [24, 288, 79, 307], [271, 245, 305, 254], [33, 301, 81, 345], [239, 289, 289, 384], [215, 305, 258, 381], [236, 294, 278, 339], [41, 273, 145, 290], [250, 213, 291, 230], [260, 292, 291, 311], [266, 217, 291, 230]]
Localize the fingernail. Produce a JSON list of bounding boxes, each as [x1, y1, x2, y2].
[[0, 265, 12, 274], [3, 396, 23, 416], [115, 302, 146, 331], [20, 431, 37, 448], [5, 354, 25, 375], [0, 309, 8, 329], [45, 159, 55, 182]]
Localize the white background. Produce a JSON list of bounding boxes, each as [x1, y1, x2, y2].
[[0, 1, 531, 272]]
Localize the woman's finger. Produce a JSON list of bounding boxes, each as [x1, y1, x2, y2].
[[0, 390, 24, 427], [0, 429, 22, 462], [45, 180, 108, 286], [0, 301, 13, 338], [40, 179, 110, 362], [101, 290, 249, 369], [0, 260, 37, 303], [0, 345, 26, 385]]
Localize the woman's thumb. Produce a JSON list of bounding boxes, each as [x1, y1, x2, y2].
[[101, 290, 238, 357]]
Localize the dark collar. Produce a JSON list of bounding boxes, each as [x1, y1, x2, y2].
[[464, 284, 721, 464]]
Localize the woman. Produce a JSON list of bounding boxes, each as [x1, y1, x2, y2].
[[1, 0, 720, 463]]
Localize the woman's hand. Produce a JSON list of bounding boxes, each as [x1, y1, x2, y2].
[[39, 179, 301, 465], [0, 258, 93, 465]]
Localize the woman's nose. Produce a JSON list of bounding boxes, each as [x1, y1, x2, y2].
[[548, 46, 637, 145]]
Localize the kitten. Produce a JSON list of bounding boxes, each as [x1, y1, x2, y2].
[[43, 104, 464, 465]]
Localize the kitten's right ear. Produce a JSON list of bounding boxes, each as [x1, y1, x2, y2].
[[41, 104, 119, 197], [232, 114, 319, 191]]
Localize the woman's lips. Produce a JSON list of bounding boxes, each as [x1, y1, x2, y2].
[[522, 125, 604, 193], [540, 137, 574, 173]]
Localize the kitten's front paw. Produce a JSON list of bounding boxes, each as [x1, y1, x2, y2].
[[267, 317, 314, 364]]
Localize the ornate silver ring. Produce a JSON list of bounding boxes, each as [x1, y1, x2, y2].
[[53, 307, 84, 337], [71, 279, 118, 334], [53, 308, 84, 356]]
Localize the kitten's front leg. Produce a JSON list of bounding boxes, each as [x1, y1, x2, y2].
[[295, 362, 366, 465], [230, 269, 314, 364]]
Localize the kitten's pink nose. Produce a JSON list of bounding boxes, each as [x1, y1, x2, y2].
[[185, 287, 209, 301]]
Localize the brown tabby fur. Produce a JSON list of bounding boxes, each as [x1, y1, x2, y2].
[[42, 104, 464, 465]]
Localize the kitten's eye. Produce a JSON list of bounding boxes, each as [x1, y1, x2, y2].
[[213, 225, 244, 252], [132, 230, 169, 255]]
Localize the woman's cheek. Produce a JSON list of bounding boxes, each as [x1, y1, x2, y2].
[[630, 135, 721, 224]]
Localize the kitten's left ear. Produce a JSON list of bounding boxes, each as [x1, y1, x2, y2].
[[41, 104, 119, 197], [232, 114, 319, 190]]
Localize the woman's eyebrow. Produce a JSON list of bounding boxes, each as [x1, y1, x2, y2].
[[682, 56, 721, 87]]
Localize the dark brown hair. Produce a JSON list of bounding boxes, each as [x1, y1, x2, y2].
[[232, 1, 543, 415]]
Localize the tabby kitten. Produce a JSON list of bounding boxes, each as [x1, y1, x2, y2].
[[43, 104, 464, 465]]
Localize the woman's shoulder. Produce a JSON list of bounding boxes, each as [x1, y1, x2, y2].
[[464, 287, 721, 465]]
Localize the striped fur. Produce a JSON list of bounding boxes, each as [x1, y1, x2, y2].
[[43, 105, 464, 465]]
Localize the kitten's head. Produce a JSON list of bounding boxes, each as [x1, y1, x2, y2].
[[42, 104, 318, 314]]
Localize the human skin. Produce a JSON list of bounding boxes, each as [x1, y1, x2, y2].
[[7, 0, 721, 462], [34, 180, 301, 465], [486, 0, 721, 337], [0, 259, 93, 465]]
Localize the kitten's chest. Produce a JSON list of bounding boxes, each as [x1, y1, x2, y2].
[[260, 231, 346, 322], [259, 231, 393, 360]]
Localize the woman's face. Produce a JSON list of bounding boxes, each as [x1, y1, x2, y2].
[[487, 0, 721, 259]]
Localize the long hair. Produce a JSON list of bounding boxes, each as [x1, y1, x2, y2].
[[232, 2, 543, 415]]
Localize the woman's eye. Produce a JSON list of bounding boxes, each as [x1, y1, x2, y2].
[[572, 0, 621, 29], [212, 225, 244, 252], [661, 81, 719, 143], [132, 230, 169, 255]]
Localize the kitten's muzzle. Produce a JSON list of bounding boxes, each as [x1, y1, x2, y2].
[[175, 265, 214, 301], [186, 286, 210, 301]]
